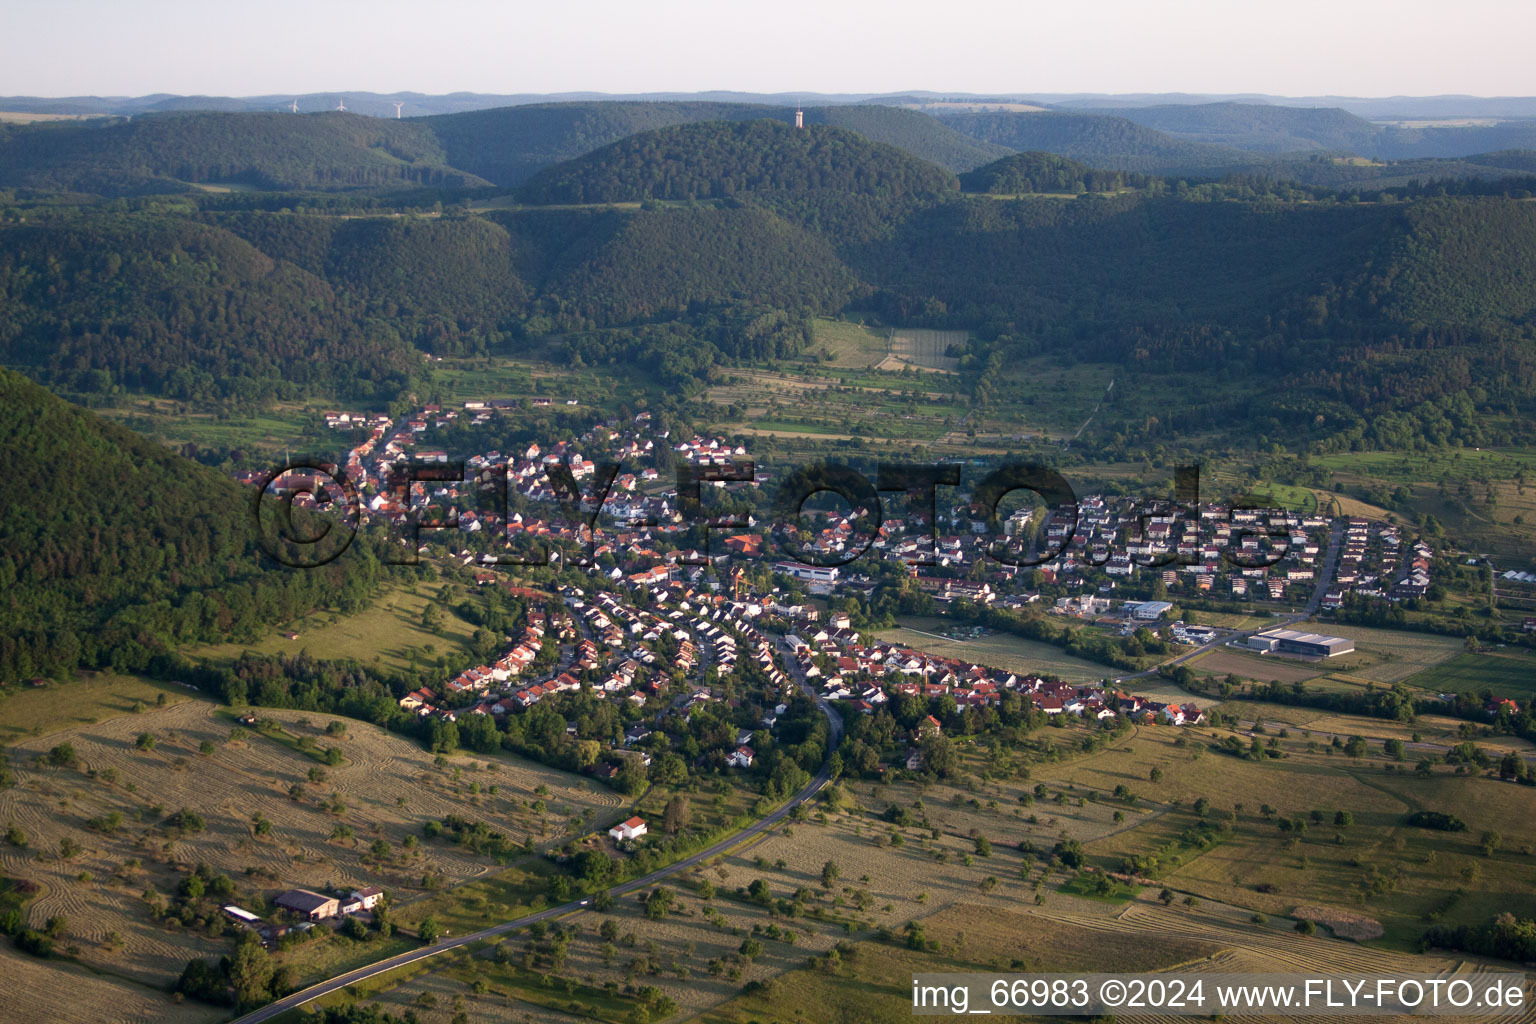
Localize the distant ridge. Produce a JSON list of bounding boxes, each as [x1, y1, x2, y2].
[[8, 90, 1536, 121], [931, 109, 1259, 175], [517, 120, 958, 204], [0, 110, 488, 193], [429, 102, 1004, 186], [0, 101, 1003, 195]]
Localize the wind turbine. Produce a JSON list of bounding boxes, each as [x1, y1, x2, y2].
[[392, 101, 404, 119], [335, 98, 347, 112], [289, 99, 299, 113]]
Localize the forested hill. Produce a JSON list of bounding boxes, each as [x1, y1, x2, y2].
[[1101, 101, 1536, 162], [958, 152, 1155, 193], [0, 367, 385, 681], [933, 110, 1260, 174], [425, 101, 774, 188], [1099, 102, 1384, 154], [0, 102, 1005, 197], [315, 102, 1006, 186], [0, 111, 489, 195], [511, 204, 862, 324], [0, 215, 428, 404], [789, 106, 1009, 173], [517, 121, 959, 204]]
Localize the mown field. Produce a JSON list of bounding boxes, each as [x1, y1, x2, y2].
[[86, 392, 323, 457], [1242, 480, 1320, 514], [1073, 724, 1536, 949], [881, 328, 965, 372], [0, 945, 222, 1024], [340, 729, 1535, 1024], [809, 316, 889, 368], [189, 580, 480, 676], [0, 673, 198, 744], [878, 618, 1115, 684], [1314, 447, 1536, 561], [321, 744, 1168, 1023], [0, 702, 617, 995], [1405, 649, 1536, 700], [1186, 646, 1326, 685], [1302, 623, 1467, 685]]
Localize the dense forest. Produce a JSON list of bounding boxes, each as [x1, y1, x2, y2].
[[522, 203, 862, 326], [0, 111, 488, 195], [556, 303, 816, 391], [0, 102, 1005, 198], [5, 156, 1536, 446], [207, 211, 528, 349], [0, 214, 429, 402], [933, 110, 1256, 175], [429, 101, 1007, 185], [1098, 102, 1386, 154], [959, 151, 1156, 193], [1098, 101, 1536, 162], [517, 121, 959, 204], [5, 100, 1535, 202], [0, 368, 389, 681]]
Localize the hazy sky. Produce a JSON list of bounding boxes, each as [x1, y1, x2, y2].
[[3, 0, 1533, 98]]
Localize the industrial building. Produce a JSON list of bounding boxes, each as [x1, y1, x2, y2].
[[1124, 600, 1174, 621], [1247, 628, 1355, 658]]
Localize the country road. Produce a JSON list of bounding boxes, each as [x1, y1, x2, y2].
[[231, 522, 1342, 1022], [230, 641, 844, 1024]]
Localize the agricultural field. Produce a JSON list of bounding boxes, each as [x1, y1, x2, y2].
[[1301, 623, 1466, 685], [0, 111, 116, 123], [1241, 480, 1319, 514], [1312, 488, 1396, 521], [1314, 447, 1536, 560], [117, 705, 1532, 1024], [0, 702, 618, 994], [701, 890, 1525, 1024], [808, 316, 889, 368], [709, 366, 972, 448], [0, 673, 198, 744], [343, 731, 1536, 1024], [1076, 724, 1536, 949], [1185, 647, 1327, 685], [0, 946, 221, 1024], [878, 618, 1116, 684], [1212, 701, 1536, 761], [1186, 610, 1273, 630], [1404, 649, 1536, 700], [318, 746, 1172, 1023], [986, 357, 1118, 440], [428, 353, 660, 411], [381, 778, 762, 939], [189, 580, 481, 676], [87, 391, 323, 458], [696, 903, 1222, 1024], [1316, 447, 1536, 484], [1285, 711, 1536, 756], [880, 328, 965, 372]]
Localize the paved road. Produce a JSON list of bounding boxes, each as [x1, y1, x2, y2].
[[231, 647, 843, 1024], [232, 523, 1342, 1022]]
